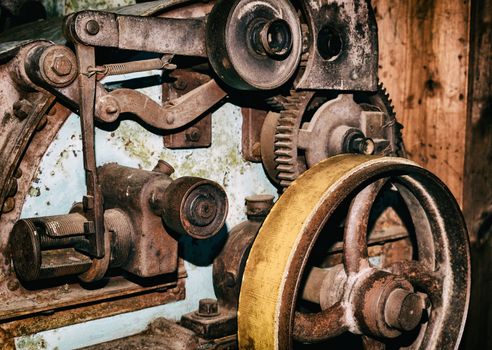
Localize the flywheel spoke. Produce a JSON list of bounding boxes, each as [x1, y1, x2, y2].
[[293, 302, 348, 343], [344, 180, 386, 274]]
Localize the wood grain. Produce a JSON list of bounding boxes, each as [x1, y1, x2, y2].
[[373, 0, 471, 205]]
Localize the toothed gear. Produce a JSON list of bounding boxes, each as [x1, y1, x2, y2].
[[273, 91, 314, 187], [273, 84, 404, 188]]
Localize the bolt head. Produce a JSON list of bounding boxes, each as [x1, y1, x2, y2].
[[185, 127, 201, 142], [52, 56, 73, 76], [85, 20, 100, 35], [13, 99, 32, 120]]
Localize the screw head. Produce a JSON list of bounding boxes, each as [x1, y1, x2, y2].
[[85, 20, 100, 35]]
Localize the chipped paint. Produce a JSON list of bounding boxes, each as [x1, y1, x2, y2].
[[16, 70, 277, 349]]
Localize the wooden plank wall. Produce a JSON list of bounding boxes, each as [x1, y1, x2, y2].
[[373, 1, 492, 348], [372, 0, 471, 206]]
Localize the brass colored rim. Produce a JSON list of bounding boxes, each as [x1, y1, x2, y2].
[[238, 154, 470, 349]]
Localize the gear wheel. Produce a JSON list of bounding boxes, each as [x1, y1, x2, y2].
[[271, 84, 404, 188]]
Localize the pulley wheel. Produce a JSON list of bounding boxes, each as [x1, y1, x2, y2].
[[207, 0, 302, 90], [238, 155, 470, 349]]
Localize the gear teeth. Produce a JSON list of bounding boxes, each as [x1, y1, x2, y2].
[[276, 125, 293, 132], [274, 140, 293, 148], [276, 165, 296, 173], [280, 180, 292, 187], [274, 133, 293, 141], [276, 156, 295, 165], [273, 92, 313, 188], [274, 149, 293, 157], [277, 172, 297, 181]]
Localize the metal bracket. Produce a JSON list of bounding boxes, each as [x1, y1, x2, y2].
[[66, 10, 207, 57]]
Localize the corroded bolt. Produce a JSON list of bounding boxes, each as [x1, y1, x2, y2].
[[13, 99, 33, 120], [52, 55, 73, 76], [85, 20, 100, 35], [196, 298, 220, 317], [185, 127, 201, 142], [6, 279, 19, 291]]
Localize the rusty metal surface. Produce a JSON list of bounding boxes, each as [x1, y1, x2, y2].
[[213, 195, 273, 310], [270, 85, 402, 188], [97, 79, 227, 130], [238, 155, 470, 349], [163, 71, 213, 149], [66, 10, 207, 57], [81, 316, 237, 350], [297, 0, 378, 91], [206, 0, 302, 90], [241, 108, 267, 163], [0, 277, 186, 349]]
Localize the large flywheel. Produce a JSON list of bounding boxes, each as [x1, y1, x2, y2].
[[238, 155, 470, 349]]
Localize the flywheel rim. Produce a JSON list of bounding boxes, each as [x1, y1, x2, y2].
[[238, 155, 470, 350]]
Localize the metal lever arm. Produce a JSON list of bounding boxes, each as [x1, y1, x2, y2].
[[65, 11, 207, 57], [96, 80, 227, 129], [75, 43, 105, 259]]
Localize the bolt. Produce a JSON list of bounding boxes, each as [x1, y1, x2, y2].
[[153, 160, 175, 176], [185, 127, 201, 142], [2, 197, 15, 213], [196, 298, 220, 317], [96, 95, 120, 122], [13, 99, 33, 120], [6, 279, 19, 291], [51, 56, 72, 76], [85, 20, 100, 35]]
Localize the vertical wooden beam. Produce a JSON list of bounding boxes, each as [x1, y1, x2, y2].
[[372, 0, 471, 205]]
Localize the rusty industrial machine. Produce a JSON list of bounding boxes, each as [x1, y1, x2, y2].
[[0, 0, 470, 349]]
